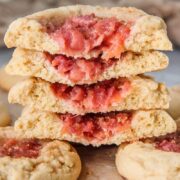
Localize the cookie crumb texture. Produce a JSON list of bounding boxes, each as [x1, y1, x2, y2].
[[0, 140, 81, 180]]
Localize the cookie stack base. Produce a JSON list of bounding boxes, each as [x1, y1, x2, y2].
[[15, 108, 176, 146]]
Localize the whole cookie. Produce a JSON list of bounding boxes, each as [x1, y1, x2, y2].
[[116, 120, 180, 180], [0, 127, 81, 180]]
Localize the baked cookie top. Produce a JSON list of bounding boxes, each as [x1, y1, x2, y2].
[[0, 127, 81, 180], [116, 119, 180, 180], [4, 5, 172, 58]]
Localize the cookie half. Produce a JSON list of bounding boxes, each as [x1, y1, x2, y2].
[[115, 132, 180, 180], [6, 48, 168, 85], [14, 108, 176, 146], [8, 76, 169, 114], [0, 127, 81, 180], [4, 5, 172, 59]]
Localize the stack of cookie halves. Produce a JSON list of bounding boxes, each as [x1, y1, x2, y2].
[[5, 5, 177, 147]]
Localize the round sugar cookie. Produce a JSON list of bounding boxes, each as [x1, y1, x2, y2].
[[116, 119, 180, 180], [0, 127, 81, 180]]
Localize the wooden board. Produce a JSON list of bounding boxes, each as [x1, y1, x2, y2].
[[0, 89, 123, 180]]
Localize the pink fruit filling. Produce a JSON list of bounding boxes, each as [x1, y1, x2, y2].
[[0, 139, 42, 158], [51, 78, 131, 111], [59, 112, 132, 141], [45, 52, 117, 83], [155, 132, 180, 153], [47, 14, 131, 59]]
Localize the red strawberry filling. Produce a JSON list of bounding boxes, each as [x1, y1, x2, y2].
[[155, 132, 180, 153], [60, 112, 132, 141], [51, 78, 131, 111], [45, 52, 117, 83], [0, 139, 42, 158], [48, 14, 131, 59]]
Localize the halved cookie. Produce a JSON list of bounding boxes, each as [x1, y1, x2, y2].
[[15, 108, 176, 146], [4, 5, 172, 59], [6, 48, 168, 85], [0, 127, 81, 180], [8, 76, 169, 114]]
